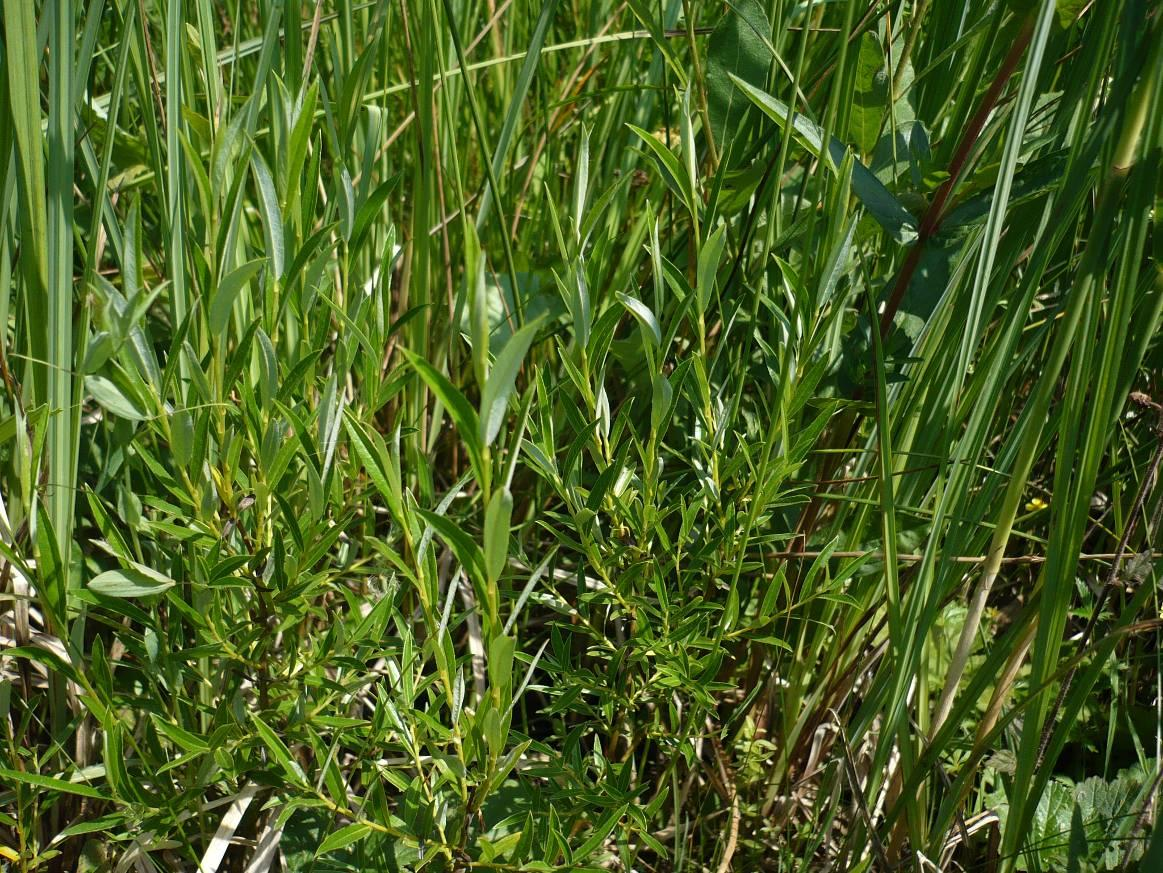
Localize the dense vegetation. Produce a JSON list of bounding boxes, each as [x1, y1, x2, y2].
[[1, 0, 1162, 869]]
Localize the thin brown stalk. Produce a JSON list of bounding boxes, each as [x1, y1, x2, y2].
[[301, 0, 325, 83], [878, 15, 1035, 338], [137, 0, 167, 131]]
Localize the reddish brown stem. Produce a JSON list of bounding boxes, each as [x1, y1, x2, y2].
[[879, 16, 1035, 338], [793, 16, 1036, 555]]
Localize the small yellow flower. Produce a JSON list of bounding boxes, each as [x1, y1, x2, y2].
[[1025, 497, 1048, 512]]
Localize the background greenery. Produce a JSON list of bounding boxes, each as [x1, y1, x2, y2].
[[1, 0, 1162, 869]]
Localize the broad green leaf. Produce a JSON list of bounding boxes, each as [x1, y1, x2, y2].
[[487, 632, 515, 696], [481, 702, 504, 759], [169, 408, 194, 466], [89, 568, 175, 598], [706, 0, 771, 153], [851, 33, 888, 155]]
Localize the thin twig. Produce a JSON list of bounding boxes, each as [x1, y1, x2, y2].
[[301, 0, 325, 84], [712, 736, 740, 873], [136, 0, 167, 132]]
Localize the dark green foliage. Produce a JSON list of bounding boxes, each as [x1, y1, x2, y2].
[[0, 1, 1161, 871]]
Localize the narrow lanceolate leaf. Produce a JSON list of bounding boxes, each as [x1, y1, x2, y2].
[[729, 75, 918, 244], [616, 293, 661, 348], [342, 411, 404, 525], [250, 153, 285, 278], [316, 822, 375, 856], [210, 259, 266, 336], [2, 0, 47, 284], [0, 768, 106, 800], [150, 714, 210, 753], [417, 508, 486, 587], [696, 224, 728, 314], [479, 316, 544, 448], [477, 0, 561, 230], [574, 804, 628, 858], [484, 487, 513, 585], [47, 4, 78, 488], [627, 124, 698, 221], [251, 714, 307, 786], [404, 351, 486, 481]]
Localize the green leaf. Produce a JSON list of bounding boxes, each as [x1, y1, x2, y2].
[[169, 408, 194, 466], [404, 351, 486, 483], [574, 803, 626, 858], [86, 375, 148, 421], [729, 76, 918, 244], [316, 822, 374, 856], [615, 293, 661, 348], [476, 0, 561, 229], [89, 567, 176, 598], [851, 33, 888, 155], [210, 258, 266, 336], [626, 124, 697, 220], [487, 632, 515, 695], [251, 713, 308, 786], [484, 487, 513, 586], [251, 153, 284, 278], [256, 327, 278, 408], [150, 715, 210, 754], [0, 767, 106, 800], [696, 224, 728, 313], [651, 373, 673, 434], [417, 508, 486, 586], [479, 316, 543, 448], [1055, 0, 1087, 27], [705, 0, 771, 153], [342, 412, 403, 526]]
